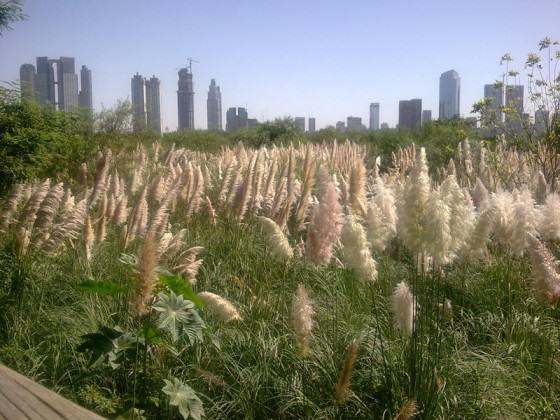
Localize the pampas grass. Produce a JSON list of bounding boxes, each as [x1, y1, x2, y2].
[[305, 169, 342, 266], [335, 339, 358, 405], [291, 284, 314, 355], [392, 281, 415, 335], [133, 233, 158, 315], [256, 216, 293, 259], [341, 215, 378, 282], [198, 291, 242, 322]]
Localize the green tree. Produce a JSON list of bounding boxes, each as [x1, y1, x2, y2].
[[0, 0, 25, 35]]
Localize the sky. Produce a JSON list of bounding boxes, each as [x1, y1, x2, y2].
[[1, 0, 559, 131]]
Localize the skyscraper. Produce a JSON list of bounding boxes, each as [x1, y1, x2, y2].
[[33, 57, 88, 111], [57, 57, 79, 111], [369, 103, 380, 131], [207, 79, 222, 130], [439, 70, 460, 120], [505, 85, 524, 132], [398, 99, 422, 130], [145, 75, 161, 135], [226, 107, 249, 131], [79, 65, 93, 112], [35, 56, 55, 105], [483, 83, 504, 124], [335, 121, 346, 131], [347, 116, 363, 131], [505, 85, 524, 115], [422, 110, 432, 125], [294, 117, 305, 131], [177, 67, 194, 130], [19, 64, 36, 101], [131, 73, 146, 131], [308, 118, 316, 133]]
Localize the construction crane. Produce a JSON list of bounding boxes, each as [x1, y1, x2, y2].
[[186, 57, 199, 73]]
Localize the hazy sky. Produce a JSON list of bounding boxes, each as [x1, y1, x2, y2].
[[1, 0, 559, 130]]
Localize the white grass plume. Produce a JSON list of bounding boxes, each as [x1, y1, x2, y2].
[[198, 291, 242, 322], [291, 284, 315, 355], [341, 215, 378, 282], [391, 281, 415, 335], [257, 216, 293, 259]]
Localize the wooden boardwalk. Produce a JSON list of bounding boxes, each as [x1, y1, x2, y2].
[[0, 364, 104, 419]]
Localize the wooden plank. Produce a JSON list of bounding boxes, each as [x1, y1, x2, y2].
[[0, 364, 105, 420]]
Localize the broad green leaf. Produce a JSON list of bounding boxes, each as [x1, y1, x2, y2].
[[153, 291, 205, 344], [162, 377, 204, 420], [158, 273, 204, 309]]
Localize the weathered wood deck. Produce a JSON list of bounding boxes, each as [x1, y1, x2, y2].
[[0, 364, 104, 419]]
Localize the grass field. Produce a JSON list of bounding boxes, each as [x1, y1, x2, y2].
[[1, 140, 559, 419]]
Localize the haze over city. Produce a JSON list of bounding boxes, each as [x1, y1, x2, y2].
[[1, 0, 559, 130]]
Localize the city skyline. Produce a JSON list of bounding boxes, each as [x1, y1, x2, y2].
[[2, 1, 559, 130]]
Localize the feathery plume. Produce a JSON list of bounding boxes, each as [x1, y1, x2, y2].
[[294, 146, 316, 230], [540, 193, 560, 240], [198, 291, 242, 322], [391, 281, 415, 335], [83, 216, 94, 261], [335, 339, 358, 405], [341, 215, 377, 282], [43, 198, 88, 254], [305, 170, 342, 265], [510, 189, 539, 256], [174, 246, 204, 285], [535, 171, 549, 205], [205, 196, 217, 225], [257, 216, 293, 259], [133, 233, 158, 315], [527, 234, 560, 305], [348, 158, 367, 217], [0, 183, 24, 231], [471, 178, 489, 211], [394, 399, 417, 420], [423, 189, 452, 267], [291, 284, 315, 355], [398, 147, 431, 258]]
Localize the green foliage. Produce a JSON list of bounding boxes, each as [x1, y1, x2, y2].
[[79, 278, 127, 296], [0, 0, 25, 35], [153, 291, 205, 343], [159, 272, 204, 309], [78, 325, 142, 369], [0, 97, 90, 194], [162, 377, 205, 420]]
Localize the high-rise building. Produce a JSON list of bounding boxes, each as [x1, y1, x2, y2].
[[336, 121, 346, 131], [398, 99, 422, 130], [422, 110, 432, 125], [19, 64, 36, 101], [505, 85, 524, 132], [79, 65, 93, 112], [380, 122, 389, 130], [535, 107, 550, 134], [226, 107, 249, 131], [439, 70, 461, 120], [131, 73, 146, 131], [57, 57, 79, 111], [347, 116, 363, 131], [34, 56, 83, 111], [177, 67, 195, 130], [505, 85, 524, 115], [308, 118, 316, 133], [145, 75, 161, 135], [483, 83, 504, 124], [206, 79, 222, 131], [35, 56, 55, 105], [369, 103, 380, 131], [247, 118, 258, 128], [34, 57, 88, 111], [294, 117, 305, 131]]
